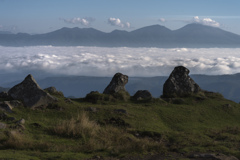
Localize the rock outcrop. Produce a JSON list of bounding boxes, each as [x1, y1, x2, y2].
[[0, 100, 22, 113], [8, 74, 57, 108], [163, 66, 201, 97], [133, 90, 152, 100], [103, 73, 128, 94], [44, 86, 64, 96]]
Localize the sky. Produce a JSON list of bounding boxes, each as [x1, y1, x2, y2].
[[1, 0, 240, 34]]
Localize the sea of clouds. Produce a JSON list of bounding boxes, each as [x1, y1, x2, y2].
[[1, 46, 240, 78]]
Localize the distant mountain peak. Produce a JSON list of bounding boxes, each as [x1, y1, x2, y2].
[[111, 29, 129, 33], [131, 24, 172, 32]]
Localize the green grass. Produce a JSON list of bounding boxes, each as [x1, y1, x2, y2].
[[1, 91, 240, 159]]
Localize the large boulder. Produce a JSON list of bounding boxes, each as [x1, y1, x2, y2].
[[8, 74, 57, 108], [103, 73, 128, 94], [163, 66, 201, 97]]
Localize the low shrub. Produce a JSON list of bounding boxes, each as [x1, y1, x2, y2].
[[112, 90, 130, 101]]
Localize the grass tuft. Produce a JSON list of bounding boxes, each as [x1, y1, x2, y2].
[[50, 112, 99, 140]]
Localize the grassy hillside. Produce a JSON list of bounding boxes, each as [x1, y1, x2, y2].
[[1, 91, 240, 159]]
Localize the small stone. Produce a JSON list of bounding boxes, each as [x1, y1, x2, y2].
[[114, 109, 128, 114], [64, 98, 73, 103], [17, 118, 25, 124], [85, 107, 98, 112], [0, 122, 7, 129]]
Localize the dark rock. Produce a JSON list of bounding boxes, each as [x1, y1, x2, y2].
[[44, 87, 64, 96], [163, 66, 201, 97], [103, 73, 128, 94], [0, 102, 12, 113], [104, 117, 130, 127], [85, 107, 98, 112], [8, 74, 57, 108], [31, 123, 42, 128], [0, 113, 8, 120], [9, 100, 23, 107], [0, 113, 16, 121], [0, 100, 23, 113], [7, 117, 16, 121], [114, 109, 128, 114], [0, 92, 9, 99], [223, 104, 232, 109], [0, 102, 13, 112], [133, 90, 152, 100], [46, 103, 63, 111]]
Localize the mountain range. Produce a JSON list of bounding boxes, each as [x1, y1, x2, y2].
[[1, 23, 240, 47]]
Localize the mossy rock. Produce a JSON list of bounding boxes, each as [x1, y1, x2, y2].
[[112, 90, 130, 101], [85, 91, 115, 103]]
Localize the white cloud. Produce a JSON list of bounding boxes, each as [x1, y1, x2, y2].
[[193, 16, 220, 27], [108, 18, 131, 28], [61, 17, 95, 26], [159, 18, 166, 23], [125, 22, 131, 28]]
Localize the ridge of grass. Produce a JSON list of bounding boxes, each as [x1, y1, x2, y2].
[[1, 91, 240, 159]]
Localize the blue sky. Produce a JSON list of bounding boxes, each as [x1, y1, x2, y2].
[[1, 0, 240, 34]]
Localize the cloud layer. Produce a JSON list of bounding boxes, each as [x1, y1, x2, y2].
[[0, 46, 240, 78]]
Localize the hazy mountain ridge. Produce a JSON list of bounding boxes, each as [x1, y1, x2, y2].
[[1, 23, 240, 47]]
